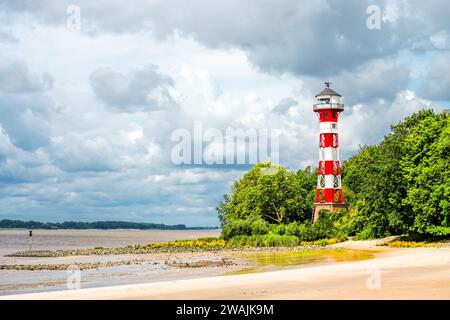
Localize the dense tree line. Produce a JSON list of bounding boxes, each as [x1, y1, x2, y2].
[[218, 109, 450, 240], [0, 219, 217, 230], [342, 109, 449, 238]]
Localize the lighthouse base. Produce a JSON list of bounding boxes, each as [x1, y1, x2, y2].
[[312, 203, 348, 223]]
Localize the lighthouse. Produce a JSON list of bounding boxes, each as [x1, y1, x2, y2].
[[312, 82, 347, 222]]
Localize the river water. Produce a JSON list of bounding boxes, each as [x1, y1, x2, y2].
[[0, 229, 221, 256]]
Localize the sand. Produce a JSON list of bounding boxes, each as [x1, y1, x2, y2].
[[2, 245, 450, 300]]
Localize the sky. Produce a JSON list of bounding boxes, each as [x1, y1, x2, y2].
[[0, 0, 449, 226]]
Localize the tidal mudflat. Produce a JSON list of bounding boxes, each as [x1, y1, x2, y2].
[[0, 229, 378, 296]]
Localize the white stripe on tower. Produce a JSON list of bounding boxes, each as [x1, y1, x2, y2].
[[319, 147, 340, 161], [319, 122, 338, 134]]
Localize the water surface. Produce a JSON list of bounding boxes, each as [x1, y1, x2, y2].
[[0, 229, 220, 256], [228, 249, 375, 274]]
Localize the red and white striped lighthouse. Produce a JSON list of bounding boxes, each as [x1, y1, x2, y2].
[[312, 82, 347, 222]]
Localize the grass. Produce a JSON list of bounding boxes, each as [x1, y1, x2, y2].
[[8, 235, 348, 258], [145, 237, 227, 249], [142, 234, 344, 250], [299, 238, 342, 246], [378, 235, 450, 248], [381, 240, 429, 248], [144, 234, 346, 249], [226, 234, 345, 247], [227, 234, 299, 247]]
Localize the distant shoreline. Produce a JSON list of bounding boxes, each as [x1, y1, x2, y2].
[[0, 228, 219, 231], [0, 219, 218, 231]]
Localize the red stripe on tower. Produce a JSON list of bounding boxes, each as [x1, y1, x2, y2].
[[312, 82, 347, 222], [319, 133, 339, 148], [318, 161, 340, 175]]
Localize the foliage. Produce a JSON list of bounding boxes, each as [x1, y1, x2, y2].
[[342, 109, 450, 238], [379, 240, 446, 248], [218, 109, 450, 242], [146, 238, 227, 249], [299, 238, 343, 246], [218, 162, 316, 235], [227, 234, 299, 247], [381, 240, 427, 248]]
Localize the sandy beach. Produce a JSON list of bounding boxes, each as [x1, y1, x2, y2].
[[2, 242, 450, 300]]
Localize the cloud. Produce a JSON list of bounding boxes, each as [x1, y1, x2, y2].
[[420, 51, 450, 101], [334, 58, 410, 104], [90, 65, 175, 112], [0, 62, 54, 151], [271, 97, 298, 114], [0, 30, 17, 43], [2, 0, 446, 79], [340, 90, 436, 156], [0, 1, 448, 226], [0, 62, 53, 93]]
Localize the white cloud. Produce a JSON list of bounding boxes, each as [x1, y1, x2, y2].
[[0, 1, 447, 225]]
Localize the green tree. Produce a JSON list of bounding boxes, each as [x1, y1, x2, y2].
[[218, 109, 450, 240], [401, 110, 450, 235], [219, 162, 315, 238], [342, 109, 450, 238]]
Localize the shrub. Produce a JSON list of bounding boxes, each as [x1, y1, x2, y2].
[[251, 218, 270, 235], [227, 234, 299, 247], [425, 226, 450, 237], [299, 238, 343, 246], [221, 218, 253, 239], [221, 217, 272, 239], [269, 224, 286, 235], [146, 238, 227, 250], [383, 240, 427, 248], [284, 222, 311, 240]]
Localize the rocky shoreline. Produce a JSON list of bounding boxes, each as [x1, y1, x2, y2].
[[0, 244, 338, 272], [0, 258, 149, 271], [6, 244, 326, 258]]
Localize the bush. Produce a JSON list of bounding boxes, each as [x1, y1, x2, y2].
[[227, 234, 299, 247], [269, 224, 286, 235], [146, 238, 227, 249], [221, 218, 253, 239], [284, 211, 349, 241], [221, 217, 271, 239], [299, 238, 343, 246], [425, 226, 450, 237], [251, 218, 270, 235], [285, 222, 311, 240]]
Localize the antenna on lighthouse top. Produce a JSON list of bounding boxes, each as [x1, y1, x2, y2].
[[325, 81, 331, 88]]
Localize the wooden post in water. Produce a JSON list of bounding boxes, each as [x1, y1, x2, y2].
[[28, 230, 32, 251]]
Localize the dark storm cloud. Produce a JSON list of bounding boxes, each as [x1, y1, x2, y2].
[[3, 0, 449, 104], [1, 0, 447, 77]]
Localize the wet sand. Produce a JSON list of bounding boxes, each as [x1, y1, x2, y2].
[[1, 233, 449, 299], [0, 247, 375, 295], [2, 245, 450, 299], [0, 229, 223, 295]]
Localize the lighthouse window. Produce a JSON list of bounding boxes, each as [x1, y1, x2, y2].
[[332, 112, 336, 118], [324, 112, 328, 119]]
